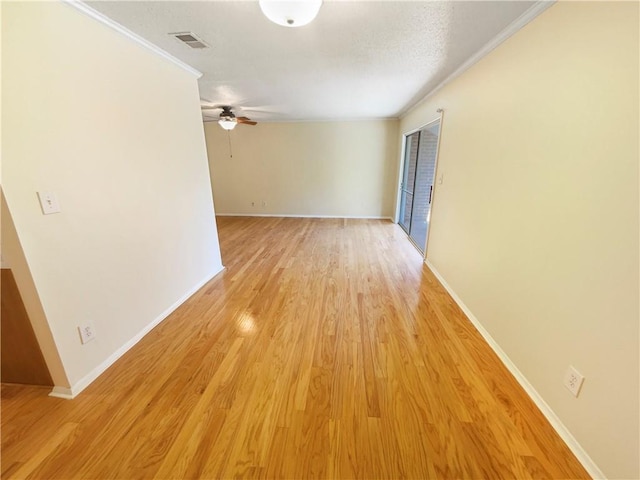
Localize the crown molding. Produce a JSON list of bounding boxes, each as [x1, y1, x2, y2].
[[400, 1, 556, 119], [62, 0, 202, 79]]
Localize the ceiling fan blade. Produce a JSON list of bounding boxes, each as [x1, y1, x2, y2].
[[237, 117, 257, 125]]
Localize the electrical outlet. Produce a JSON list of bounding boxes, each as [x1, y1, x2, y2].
[[78, 324, 96, 344], [564, 366, 585, 397], [262, 201, 267, 207]]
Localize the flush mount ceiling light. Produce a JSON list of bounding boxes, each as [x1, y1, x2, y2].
[[259, 0, 323, 28]]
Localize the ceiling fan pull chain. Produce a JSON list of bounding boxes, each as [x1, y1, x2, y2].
[[227, 130, 233, 158]]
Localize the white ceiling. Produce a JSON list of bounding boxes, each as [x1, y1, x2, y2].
[[87, 1, 538, 122]]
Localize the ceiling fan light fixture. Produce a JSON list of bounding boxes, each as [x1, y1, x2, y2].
[[259, 0, 322, 28], [219, 118, 237, 130]]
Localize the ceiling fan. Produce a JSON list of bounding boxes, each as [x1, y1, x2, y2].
[[201, 106, 257, 130]]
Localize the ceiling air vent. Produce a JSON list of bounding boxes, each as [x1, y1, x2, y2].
[[170, 32, 209, 49]]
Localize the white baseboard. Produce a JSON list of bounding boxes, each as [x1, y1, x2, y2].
[[49, 266, 225, 400], [216, 213, 394, 221], [49, 386, 74, 399], [425, 260, 606, 480]]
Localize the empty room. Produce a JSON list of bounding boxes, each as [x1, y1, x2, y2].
[[1, 1, 638, 479]]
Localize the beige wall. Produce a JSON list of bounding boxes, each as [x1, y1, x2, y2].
[[205, 120, 399, 218], [1, 191, 69, 387], [400, 2, 638, 478], [2, 2, 223, 389]]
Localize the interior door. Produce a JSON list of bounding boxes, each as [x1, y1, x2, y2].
[[398, 120, 441, 254]]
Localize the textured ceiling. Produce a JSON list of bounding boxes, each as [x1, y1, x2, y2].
[[87, 1, 537, 122]]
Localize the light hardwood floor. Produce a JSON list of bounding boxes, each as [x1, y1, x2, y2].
[[1, 217, 590, 479]]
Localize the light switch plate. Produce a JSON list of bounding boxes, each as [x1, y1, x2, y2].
[[37, 191, 61, 215]]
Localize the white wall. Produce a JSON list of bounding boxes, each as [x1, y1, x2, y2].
[[204, 120, 399, 218], [400, 2, 638, 478], [2, 1, 223, 392]]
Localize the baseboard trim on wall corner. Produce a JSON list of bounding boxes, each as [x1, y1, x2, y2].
[[49, 386, 74, 399], [424, 259, 607, 480], [49, 266, 225, 400]]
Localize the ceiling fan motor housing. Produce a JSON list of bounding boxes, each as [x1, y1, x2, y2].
[[220, 106, 236, 120]]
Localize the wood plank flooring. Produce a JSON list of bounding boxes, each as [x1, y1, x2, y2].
[[1, 217, 590, 479]]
